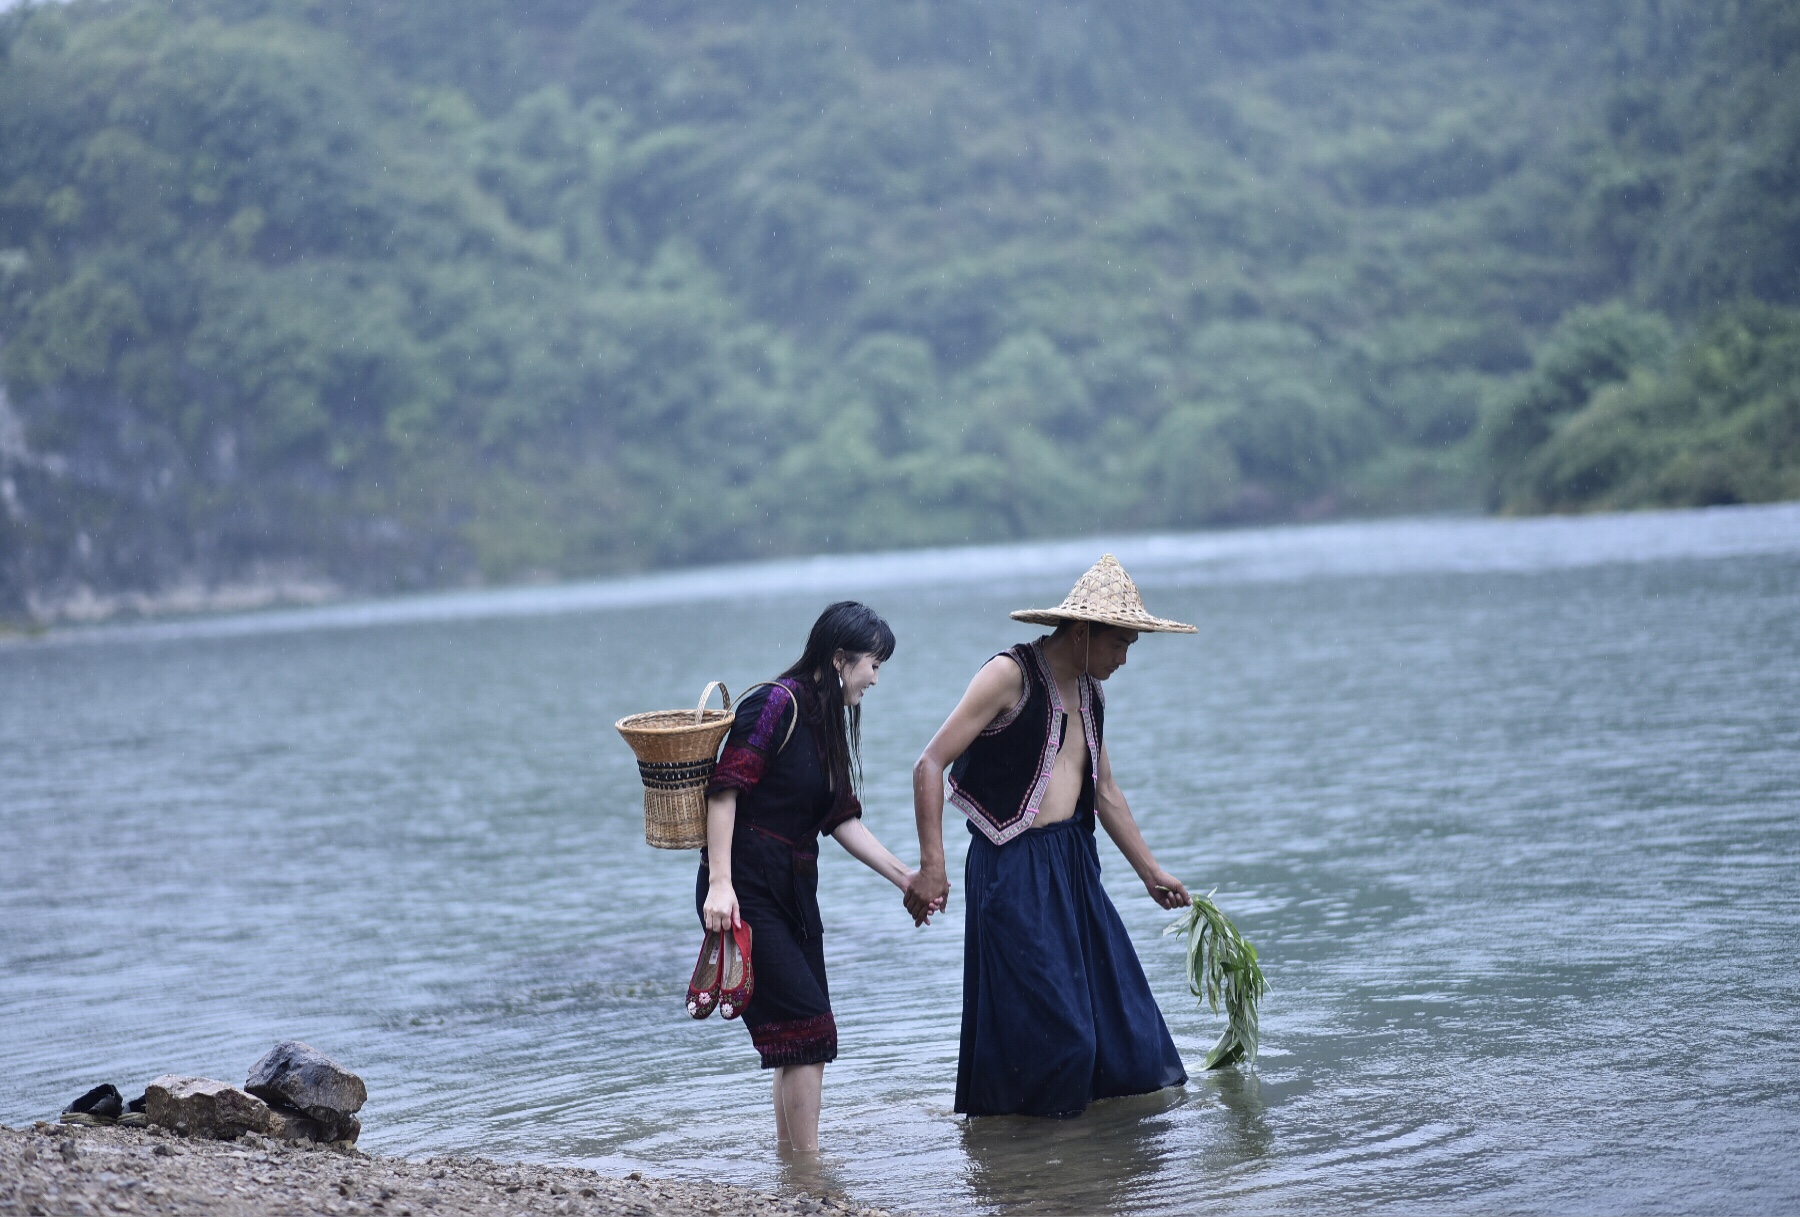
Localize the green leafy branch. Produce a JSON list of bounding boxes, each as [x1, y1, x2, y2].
[[1164, 889, 1269, 1070]]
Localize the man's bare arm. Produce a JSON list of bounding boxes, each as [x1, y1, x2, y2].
[[1094, 742, 1191, 910], [906, 655, 1024, 923]]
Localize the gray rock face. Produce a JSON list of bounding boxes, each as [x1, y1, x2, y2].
[[262, 1103, 327, 1142], [245, 1042, 366, 1142], [144, 1076, 272, 1140]]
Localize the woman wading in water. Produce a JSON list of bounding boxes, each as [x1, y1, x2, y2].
[[698, 601, 925, 1152]]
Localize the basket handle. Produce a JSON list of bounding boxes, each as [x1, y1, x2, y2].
[[694, 680, 732, 724]]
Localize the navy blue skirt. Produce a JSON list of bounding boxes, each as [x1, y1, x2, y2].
[[956, 817, 1187, 1117]]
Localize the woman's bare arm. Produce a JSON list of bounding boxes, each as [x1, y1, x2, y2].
[[831, 818, 915, 891], [701, 789, 742, 930]]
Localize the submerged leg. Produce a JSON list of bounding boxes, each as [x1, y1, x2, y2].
[[772, 1063, 823, 1151], [772, 1067, 790, 1145]]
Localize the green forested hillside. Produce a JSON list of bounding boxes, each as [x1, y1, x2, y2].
[[1, 0, 1797, 617]]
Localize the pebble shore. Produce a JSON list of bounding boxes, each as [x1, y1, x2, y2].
[[0, 1123, 903, 1217]]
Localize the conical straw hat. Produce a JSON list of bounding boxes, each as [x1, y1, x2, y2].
[[1010, 554, 1196, 633]]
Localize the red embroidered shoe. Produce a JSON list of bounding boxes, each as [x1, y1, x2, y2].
[[686, 928, 724, 1019], [718, 922, 754, 1020]]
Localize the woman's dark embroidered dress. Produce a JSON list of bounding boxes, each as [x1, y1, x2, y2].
[[952, 638, 1187, 1117], [699, 679, 860, 1068]]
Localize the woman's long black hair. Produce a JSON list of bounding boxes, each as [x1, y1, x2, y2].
[[780, 601, 896, 798]]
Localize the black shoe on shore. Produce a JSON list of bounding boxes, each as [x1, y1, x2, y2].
[[110, 1090, 151, 1127], [60, 1083, 123, 1125]]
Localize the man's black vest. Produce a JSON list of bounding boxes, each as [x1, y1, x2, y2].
[[948, 638, 1105, 845]]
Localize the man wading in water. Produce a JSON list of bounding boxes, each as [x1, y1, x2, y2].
[[905, 555, 1194, 1118]]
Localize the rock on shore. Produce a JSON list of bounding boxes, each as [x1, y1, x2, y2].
[[244, 1041, 367, 1143], [143, 1076, 275, 1141], [0, 1121, 906, 1217]]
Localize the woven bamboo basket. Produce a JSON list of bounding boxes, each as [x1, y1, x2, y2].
[[616, 681, 735, 849]]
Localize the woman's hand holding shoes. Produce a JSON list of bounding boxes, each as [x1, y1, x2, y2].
[[703, 878, 741, 931]]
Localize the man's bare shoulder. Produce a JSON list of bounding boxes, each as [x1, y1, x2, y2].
[[961, 651, 1024, 716], [922, 651, 1026, 761], [974, 651, 1023, 688]]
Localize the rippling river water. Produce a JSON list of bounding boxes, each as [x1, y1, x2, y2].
[[5, 506, 1800, 1214]]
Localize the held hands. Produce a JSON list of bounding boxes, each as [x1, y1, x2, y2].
[[902, 866, 951, 926], [702, 877, 741, 932], [1145, 868, 1191, 910]]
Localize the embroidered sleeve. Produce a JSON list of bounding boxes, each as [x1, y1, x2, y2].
[[706, 683, 796, 797]]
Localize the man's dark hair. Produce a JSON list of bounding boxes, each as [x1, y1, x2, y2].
[[780, 601, 896, 796], [1050, 620, 1120, 640]]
